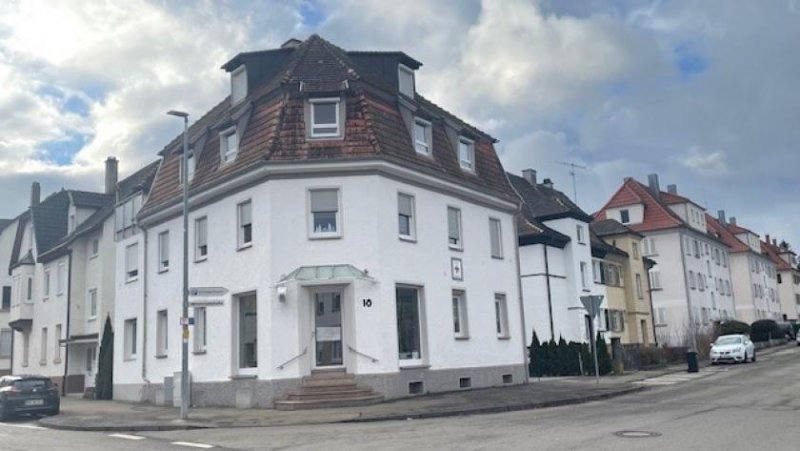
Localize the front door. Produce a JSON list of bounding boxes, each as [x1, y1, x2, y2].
[[84, 346, 97, 388], [314, 291, 343, 367]]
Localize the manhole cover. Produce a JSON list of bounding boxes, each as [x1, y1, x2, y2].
[[614, 430, 662, 438]]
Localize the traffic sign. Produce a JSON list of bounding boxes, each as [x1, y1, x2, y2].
[[580, 295, 604, 319]]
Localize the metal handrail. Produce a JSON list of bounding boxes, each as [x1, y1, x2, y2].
[[347, 345, 379, 363], [276, 331, 314, 370]]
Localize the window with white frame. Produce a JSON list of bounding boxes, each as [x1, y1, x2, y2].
[[620, 209, 630, 224], [458, 137, 475, 171], [643, 237, 657, 256], [688, 271, 696, 289], [576, 224, 585, 244], [85, 347, 96, 372], [635, 274, 644, 299], [631, 242, 639, 259], [220, 127, 238, 164], [398, 64, 415, 98], [649, 270, 662, 289], [238, 200, 253, 248], [309, 189, 340, 237], [195, 217, 208, 260], [489, 218, 503, 258], [26, 277, 32, 301], [91, 238, 99, 257], [124, 318, 137, 360], [40, 327, 47, 364], [44, 269, 51, 298], [697, 273, 705, 291], [193, 307, 207, 353], [495, 294, 509, 338], [0, 329, 11, 358], [187, 152, 195, 182], [447, 207, 462, 249], [693, 239, 700, 257], [452, 290, 468, 338], [580, 262, 589, 289], [88, 289, 97, 319], [158, 231, 169, 272], [414, 118, 431, 155], [125, 243, 139, 281], [54, 324, 61, 362], [231, 65, 247, 104], [156, 310, 168, 357], [309, 97, 341, 138], [398, 193, 415, 240], [57, 262, 65, 295]]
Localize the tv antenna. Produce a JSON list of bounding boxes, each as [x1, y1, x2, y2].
[[557, 161, 587, 203]]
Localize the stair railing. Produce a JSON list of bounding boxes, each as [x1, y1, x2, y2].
[[276, 331, 314, 370], [347, 345, 379, 363]]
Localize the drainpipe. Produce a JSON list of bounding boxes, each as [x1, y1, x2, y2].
[[644, 258, 658, 346], [679, 231, 698, 351], [8, 332, 13, 375], [543, 243, 555, 341], [140, 224, 151, 392], [62, 251, 73, 396], [513, 217, 530, 384]]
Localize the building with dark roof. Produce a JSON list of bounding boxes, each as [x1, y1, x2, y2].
[[761, 237, 800, 322], [114, 35, 526, 409]]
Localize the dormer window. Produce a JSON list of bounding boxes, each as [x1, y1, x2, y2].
[[398, 64, 415, 98], [179, 152, 195, 185], [309, 97, 341, 138], [231, 65, 247, 104], [220, 127, 238, 164], [458, 137, 475, 171], [414, 118, 431, 155]]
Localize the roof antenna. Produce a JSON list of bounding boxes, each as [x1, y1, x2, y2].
[[557, 161, 587, 203]]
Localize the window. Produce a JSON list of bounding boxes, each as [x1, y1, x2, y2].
[[156, 310, 168, 357], [693, 239, 700, 258], [195, 217, 208, 260], [458, 138, 474, 171], [398, 64, 415, 98], [309, 189, 340, 237], [413, 118, 431, 155], [576, 225, 585, 244], [631, 242, 639, 259], [125, 243, 139, 281], [580, 262, 589, 289], [705, 243, 710, 255], [231, 64, 247, 104], [489, 218, 503, 258], [187, 153, 195, 183], [26, 277, 32, 301], [237, 294, 258, 369], [398, 193, 416, 240], [158, 231, 169, 272], [649, 270, 662, 289], [54, 324, 61, 362], [722, 252, 728, 267], [124, 319, 137, 360], [447, 207, 462, 249], [238, 201, 253, 248], [40, 327, 47, 364], [91, 238, 99, 257], [636, 274, 644, 299], [0, 329, 11, 358], [193, 307, 207, 353], [309, 97, 341, 138], [396, 286, 423, 363], [593, 261, 605, 284], [620, 209, 630, 224], [697, 273, 705, 291], [452, 290, 468, 338], [495, 294, 509, 338], [684, 237, 692, 256], [1, 286, 9, 310], [220, 127, 238, 164], [57, 262, 65, 295], [88, 289, 97, 319], [715, 248, 720, 265], [643, 237, 657, 256], [22, 331, 29, 366], [85, 347, 96, 372]]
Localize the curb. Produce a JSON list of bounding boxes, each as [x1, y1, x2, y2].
[[37, 419, 213, 432]]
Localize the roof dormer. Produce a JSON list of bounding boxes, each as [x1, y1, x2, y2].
[[231, 64, 247, 105], [398, 63, 415, 98]]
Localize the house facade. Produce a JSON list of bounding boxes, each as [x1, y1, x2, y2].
[[762, 238, 800, 322], [509, 170, 605, 345], [596, 175, 736, 346], [0, 218, 16, 376], [113, 35, 526, 409]]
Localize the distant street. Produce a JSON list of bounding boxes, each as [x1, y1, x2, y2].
[[3, 346, 800, 450]]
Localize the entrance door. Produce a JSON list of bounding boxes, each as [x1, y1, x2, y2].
[[84, 346, 97, 388], [314, 291, 343, 367]]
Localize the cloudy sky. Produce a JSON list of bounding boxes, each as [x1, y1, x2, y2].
[[1, 0, 798, 247]]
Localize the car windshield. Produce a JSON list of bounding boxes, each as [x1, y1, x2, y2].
[[12, 379, 50, 390], [715, 336, 742, 345]]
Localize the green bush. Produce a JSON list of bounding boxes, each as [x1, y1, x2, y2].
[[751, 319, 778, 342], [529, 331, 544, 377], [595, 332, 613, 375], [94, 316, 114, 400], [718, 320, 750, 336], [527, 333, 599, 377]]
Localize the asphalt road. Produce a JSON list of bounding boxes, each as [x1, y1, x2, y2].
[[2, 346, 799, 450]]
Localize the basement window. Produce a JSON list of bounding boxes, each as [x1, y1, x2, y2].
[[459, 377, 472, 389], [408, 381, 424, 395]]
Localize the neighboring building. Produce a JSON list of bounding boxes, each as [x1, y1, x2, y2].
[[588, 228, 627, 345], [596, 175, 736, 345], [509, 169, 604, 344], [0, 218, 15, 376], [762, 237, 800, 322], [114, 35, 525, 409], [592, 219, 656, 346], [707, 213, 781, 323]]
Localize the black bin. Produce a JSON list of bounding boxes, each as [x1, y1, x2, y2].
[[686, 351, 699, 373]]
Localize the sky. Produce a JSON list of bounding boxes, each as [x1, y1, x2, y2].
[[1, 0, 798, 248]]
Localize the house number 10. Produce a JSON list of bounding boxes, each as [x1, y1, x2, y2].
[[362, 299, 373, 307]]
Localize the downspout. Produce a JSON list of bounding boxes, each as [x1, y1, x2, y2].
[[645, 258, 658, 346], [679, 231, 698, 351], [140, 224, 151, 391], [512, 217, 530, 384], [8, 332, 13, 375], [543, 242, 555, 341], [62, 251, 73, 396]]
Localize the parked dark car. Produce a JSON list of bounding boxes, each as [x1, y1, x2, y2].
[[0, 375, 60, 421]]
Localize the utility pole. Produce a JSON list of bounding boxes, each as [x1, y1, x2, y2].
[[557, 161, 587, 203]]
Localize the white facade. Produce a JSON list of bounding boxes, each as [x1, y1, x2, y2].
[[0, 220, 18, 375], [115, 169, 525, 407], [730, 251, 781, 323]]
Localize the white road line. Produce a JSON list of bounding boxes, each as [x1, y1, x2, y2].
[[0, 423, 47, 431], [109, 433, 146, 440], [171, 441, 215, 449]]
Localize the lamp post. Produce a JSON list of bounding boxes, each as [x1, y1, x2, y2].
[[167, 110, 190, 420]]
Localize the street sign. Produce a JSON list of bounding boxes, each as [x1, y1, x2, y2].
[[188, 286, 228, 307], [580, 295, 604, 318]]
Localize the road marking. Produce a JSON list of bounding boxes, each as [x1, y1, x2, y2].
[[0, 423, 47, 431], [109, 433, 146, 440], [634, 371, 717, 386], [172, 441, 215, 449]]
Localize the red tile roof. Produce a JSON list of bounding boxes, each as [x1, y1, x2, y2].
[[761, 240, 793, 271], [705, 214, 749, 253], [596, 178, 683, 233]]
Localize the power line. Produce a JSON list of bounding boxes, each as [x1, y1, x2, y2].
[[556, 161, 587, 203]]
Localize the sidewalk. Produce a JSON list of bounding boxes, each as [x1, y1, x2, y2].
[[39, 378, 642, 432]]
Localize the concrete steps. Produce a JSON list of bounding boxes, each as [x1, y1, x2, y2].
[[274, 369, 383, 410]]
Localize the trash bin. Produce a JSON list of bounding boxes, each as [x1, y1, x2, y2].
[[686, 351, 699, 373]]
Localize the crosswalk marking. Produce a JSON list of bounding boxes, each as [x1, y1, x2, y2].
[[172, 441, 215, 449], [109, 433, 146, 440]]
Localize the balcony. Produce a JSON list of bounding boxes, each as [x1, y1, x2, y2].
[[9, 302, 33, 331]]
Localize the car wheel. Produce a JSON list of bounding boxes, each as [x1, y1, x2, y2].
[[751, 351, 756, 363]]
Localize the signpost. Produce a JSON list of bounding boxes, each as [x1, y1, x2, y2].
[[580, 295, 605, 384]]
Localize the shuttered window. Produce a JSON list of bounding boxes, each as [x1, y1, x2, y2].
[[125, 243, 139, 281], [489, 218, 502, 258], [195, 217, 208, 260], [310, 189, 340, 237], [398, 193, 415, 239], [447, 207, 462, 249]]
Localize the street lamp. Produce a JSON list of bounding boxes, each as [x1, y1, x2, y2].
[[167, 110, 190, 420]]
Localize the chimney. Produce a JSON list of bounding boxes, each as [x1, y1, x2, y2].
[[729, 217, 737, 226], [522, 169, 537, 185], [667, 184, 677, 194], [30, 182, 41, 207], [105, 157, 118, 194], [717, 210, 726, 223], [542, 178, 554, 189], [773, 238, 777, 246], [765, 234, 771, 245], [624, 176, 633, 182], [647, 174, 660, 199]]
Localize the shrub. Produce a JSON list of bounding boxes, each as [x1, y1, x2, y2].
[[718, 320, 750, 337], [529, 331, 544, 377], [595, 332, 612, 375], [94, 316, 114, 400], [751, 319, 779, 342]]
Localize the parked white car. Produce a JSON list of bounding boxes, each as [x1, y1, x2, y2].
[[710, 335, 755, 364]]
